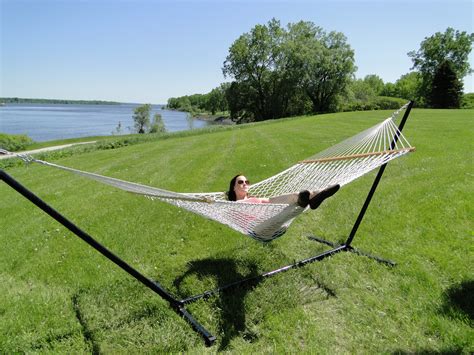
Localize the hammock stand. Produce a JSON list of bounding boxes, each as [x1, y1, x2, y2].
[[0, 101, 413, 346]]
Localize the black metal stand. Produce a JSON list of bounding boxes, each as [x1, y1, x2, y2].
[[0, 101, 413, 346], [173, 100, 414, 335], [307, 236, 396, 266], [0, 169, 216, 347], [306, 100, 414, 265]]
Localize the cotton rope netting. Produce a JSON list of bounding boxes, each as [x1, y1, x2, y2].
[[8, 103, 414, 242]]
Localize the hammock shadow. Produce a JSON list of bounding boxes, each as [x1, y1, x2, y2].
[[391, 346, 466, 354], [439, 279, 474, 326], [173, 257, 260, 350], [391, 280, 474, 354]]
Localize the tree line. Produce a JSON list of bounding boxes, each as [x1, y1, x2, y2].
[[167, 20, 473, 123], [0, 97, 120, 105]]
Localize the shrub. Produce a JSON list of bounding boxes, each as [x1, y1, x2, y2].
[[149, 113, 166, 133], [373, 96, 408, 109], [461, 93, 474, 109], [0, 133, 34, 151], [340, 96, 408, 112]]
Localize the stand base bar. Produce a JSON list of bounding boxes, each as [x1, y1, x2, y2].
[[176, 306, 216, 346], [181, 245, 347, 305], [308, 236, 396, 266]]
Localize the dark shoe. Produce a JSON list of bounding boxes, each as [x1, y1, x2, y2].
[[309, 184, 340, 210], [297, 190, 310, 208]]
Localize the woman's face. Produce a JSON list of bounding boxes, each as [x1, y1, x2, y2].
[[234, 175, 250, 196]]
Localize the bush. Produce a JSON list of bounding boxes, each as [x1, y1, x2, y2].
[[461, 93, 474, 109], [0, 133, 34, 152], [373, 96, 408, 109], [149, 113, 166, 133], [340, 96, 408, 112]]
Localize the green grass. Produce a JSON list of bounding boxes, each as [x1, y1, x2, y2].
[[1, 109, 472, 353]]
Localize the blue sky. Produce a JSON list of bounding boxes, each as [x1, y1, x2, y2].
[[1, 0, 473, 104]]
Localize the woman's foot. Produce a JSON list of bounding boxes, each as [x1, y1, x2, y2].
[[297, 190, 311, 208], [309, 184, 340, 209]]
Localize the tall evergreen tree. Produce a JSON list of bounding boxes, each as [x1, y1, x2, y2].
[[430, 60, 463, 108]]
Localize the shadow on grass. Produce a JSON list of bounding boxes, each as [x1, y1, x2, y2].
[[72, 289, 101, 354], [392, 280, 474, 354], [29, 289, 99, 353], [174, 258, 260, 350], [392, 348, 466, 354], [440, 279, 474, 326]]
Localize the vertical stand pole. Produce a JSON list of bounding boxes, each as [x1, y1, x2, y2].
[[344, 101, 413, 247]]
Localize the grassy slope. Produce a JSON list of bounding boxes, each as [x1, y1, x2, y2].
[[0, 109, 472, 353]]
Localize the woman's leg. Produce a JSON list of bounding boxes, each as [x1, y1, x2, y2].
[[308, 184, 340, 209], [268, 190, 310, 207], [268, 193, 299, 204], [251, 203, 305, 241], [251, 186, 340, 241]]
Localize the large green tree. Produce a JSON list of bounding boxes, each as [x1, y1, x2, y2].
[[363, 75, 384, 95], [346, 75, 385, 104], [347, 79, 376, 102], [204, 83, 230, 115], [381, 72, 424, 104], [223, 19, 296, 121], [223, 19, 355, 120], [225, 81, 254, 122], [408, 27, 473, 104], [286, 21, 356, 113]]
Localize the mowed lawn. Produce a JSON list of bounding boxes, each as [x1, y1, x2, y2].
[[0, 108, 472, 353]]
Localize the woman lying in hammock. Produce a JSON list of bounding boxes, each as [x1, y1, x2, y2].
[[227, 174, 340, 209], [225, 174, 340, 241]]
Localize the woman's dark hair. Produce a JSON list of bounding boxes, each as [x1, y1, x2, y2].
[[227, 174, 242, 201]]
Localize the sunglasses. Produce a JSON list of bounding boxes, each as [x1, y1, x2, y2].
[[237, 179, 250, 185]]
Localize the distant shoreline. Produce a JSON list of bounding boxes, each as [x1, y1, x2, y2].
[[0, 97, 120, 105], [1, 102, 210, 142]]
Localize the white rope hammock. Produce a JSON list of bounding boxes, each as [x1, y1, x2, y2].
[[9, 103, 415, 242]]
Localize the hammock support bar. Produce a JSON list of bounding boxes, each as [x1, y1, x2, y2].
[[300, 147, 416, 164]]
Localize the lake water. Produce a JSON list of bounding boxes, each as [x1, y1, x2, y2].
[[0, 103, 211, 142]]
